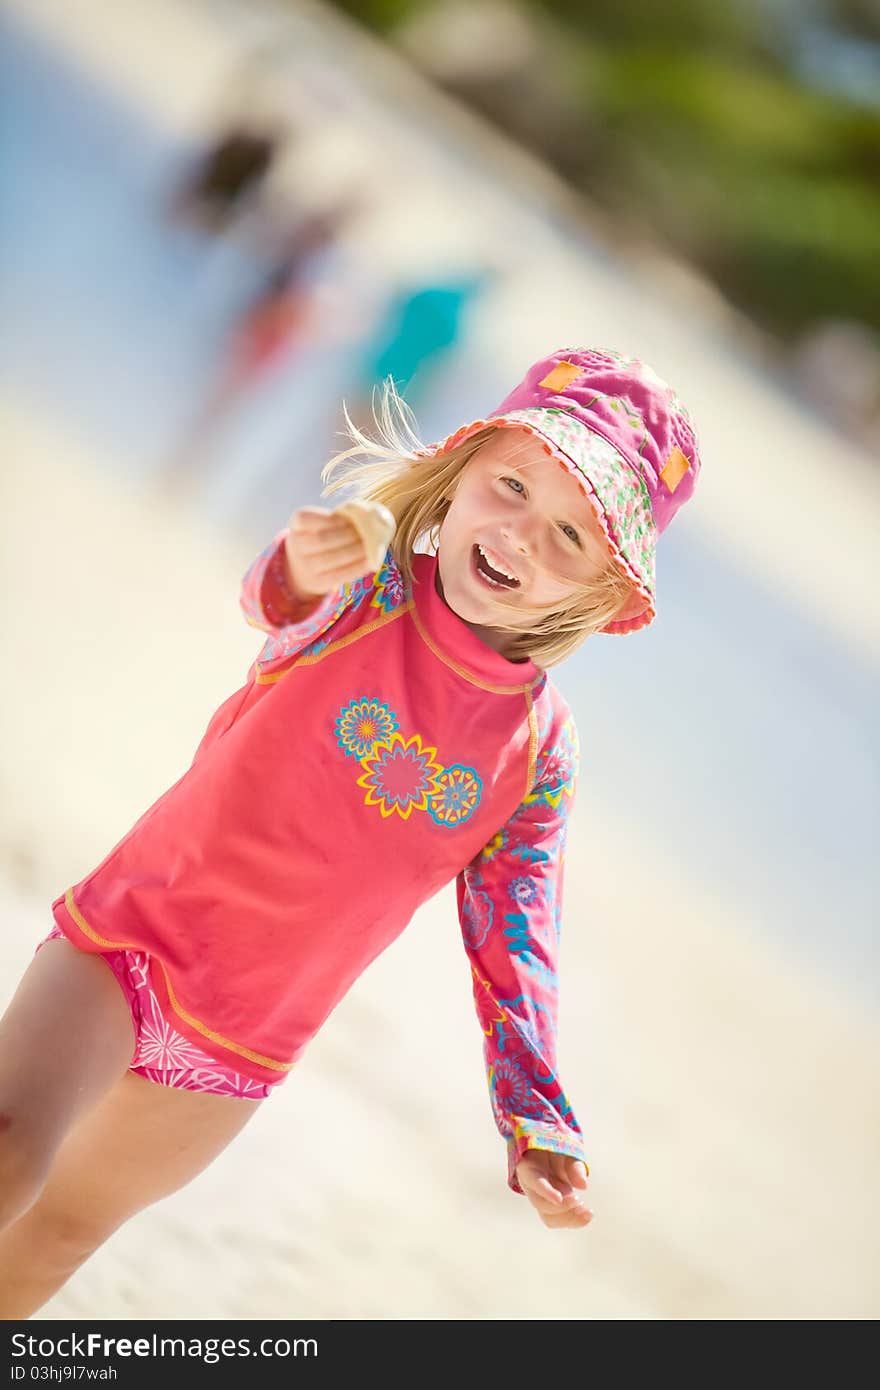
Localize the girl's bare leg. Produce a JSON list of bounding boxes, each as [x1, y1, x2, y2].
[[0, 1071, 262, 1318], [0, 937, 136, 1228], [0, 937, 264, 1318]]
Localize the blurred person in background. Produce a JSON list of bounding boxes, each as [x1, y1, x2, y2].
[[0, 347, 703, 1317], [213, 262, 499, 533], [169, 120, 288, 238], [158, 194, 363, 497], [339, 268, 495, 436], [166, 43, 300, 245]]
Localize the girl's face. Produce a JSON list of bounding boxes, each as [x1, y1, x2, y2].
[[436, 427, 613, 654]]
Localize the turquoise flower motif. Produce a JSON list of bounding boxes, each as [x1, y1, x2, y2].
[[503, 913, 558, 991], [371, 557, 407, 615], [336, 698, 399, 760], [428, 765, 482, 827], [490, 1057, 540, 1120], [537, 745, 575, 794], [461, 885, 493, 949], [508, 876, 538, 906], [496, 996, 558, 1083], [530, 717, 579, 808], [345, 575, 372, 606], [509, 840, 548, 866]]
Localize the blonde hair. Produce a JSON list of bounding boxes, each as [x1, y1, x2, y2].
[[322, 380, 636, 668]]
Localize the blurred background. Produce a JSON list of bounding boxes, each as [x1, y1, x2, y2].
[[1, 0, 877, 1320]]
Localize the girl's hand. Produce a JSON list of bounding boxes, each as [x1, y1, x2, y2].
[[283, 506, 377, 602], [515, 1152, 593, 1230]]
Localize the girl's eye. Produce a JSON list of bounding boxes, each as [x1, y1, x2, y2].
[[560, 524, 582, 546], [502, 476, 525, 494]]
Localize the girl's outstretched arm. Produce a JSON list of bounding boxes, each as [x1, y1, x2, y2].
[[455, 709, 592, 1228], [239, 508, 384, 666]]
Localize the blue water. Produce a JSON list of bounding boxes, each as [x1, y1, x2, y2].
[[1, 14, 876, 1009]]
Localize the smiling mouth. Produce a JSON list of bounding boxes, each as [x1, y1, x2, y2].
[[471, 543, 520, 590]]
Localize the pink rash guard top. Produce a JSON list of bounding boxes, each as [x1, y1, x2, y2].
[[52, 536, 587, 1192]]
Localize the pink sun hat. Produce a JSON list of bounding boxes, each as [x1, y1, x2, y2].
[[424, 346, 702, 634]]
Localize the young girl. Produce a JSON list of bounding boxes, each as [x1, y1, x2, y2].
[[0, 347, 701, 1318]]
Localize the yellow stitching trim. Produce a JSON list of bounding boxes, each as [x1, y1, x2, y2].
[[63, 890, 292, 1073], [160, 970, 291, 1071], [524, 689, 539, 798], [660, 445, 690, 493], [538, 362, 582, 392], [65, 888, 126, 949], [255, 603, 412, 684], [409, 601, 539, 696]]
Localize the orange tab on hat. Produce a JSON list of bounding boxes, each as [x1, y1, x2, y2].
[[660, 445, 690, 493], [538, 361, 582, 392]]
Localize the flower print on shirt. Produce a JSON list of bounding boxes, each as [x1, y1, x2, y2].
[[461, 877, 494, 950], [527, 715, 578, 810], [336, 701, 485, 829], [357, 732, 444, 820], [455, 692, 588, 1194], [300, 634, 332, 659], [480, 827, 508, 862], [428, 765, 482, 827], [493, 993, 559, 1084], [370, 553, 408, 615], [336, 698, 400, 760], [508, 875, 539, 907], [500, 908, 557, 993], [472, 966, 505, 1038], [490, 1056, 539, 1132]]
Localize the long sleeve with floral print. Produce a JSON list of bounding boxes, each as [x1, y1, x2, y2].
[[457, 713, 587, 1195]]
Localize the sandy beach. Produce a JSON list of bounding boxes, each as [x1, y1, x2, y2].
[[1, 0, 878, 1321]]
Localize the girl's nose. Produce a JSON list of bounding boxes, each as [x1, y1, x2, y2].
[[500, 524, 531, 556]]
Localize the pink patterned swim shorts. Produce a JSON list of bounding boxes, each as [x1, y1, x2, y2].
[[37, 924, 274, 1100]]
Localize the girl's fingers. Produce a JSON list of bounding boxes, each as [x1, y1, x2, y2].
[[294, 536, 364, 569], [287, 538, 370, 593], [311, 558, 375, 591], [567, 1158, 589, 1190], [542, 1206, 593, 1230], [518, 1154, 592, 1228], [526, 1186, 588, 1219], [309, 547, 372, 582], [289, 506, 336, 530], [522, 1154, 570, 1197], [289, 515, 352, 546], [290, 505, 368, 532], [549, 1152, 587, 1194], [518, 1167, 564, 1208], [516, 1160, 552, 1193]]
